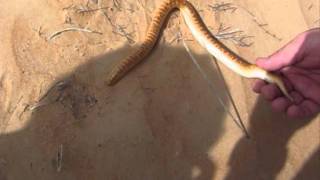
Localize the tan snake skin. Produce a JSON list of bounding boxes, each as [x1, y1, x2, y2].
[[106, 0, 292, 100]]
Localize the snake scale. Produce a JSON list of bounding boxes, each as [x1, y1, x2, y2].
[[106, 0, 292, 100]]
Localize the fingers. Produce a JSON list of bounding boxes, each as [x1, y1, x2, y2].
[[260, 83, 282, 100], [287, 100, 320, 118], [251, 29, 320, 118], [271, 97, 291, 112], [252, 79, 291, 100], [283, 67, 320, 104], [269, 91, 303, 113], [256, 91, 319, 118], [252, 79, 266, 93], [252, 79, 319, 118], [255, 32, 307, 71], [290, 91, 304, 104], [301, 100, 320, 115]]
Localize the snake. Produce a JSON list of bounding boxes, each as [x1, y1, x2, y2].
[[106, 0, 292, 100]]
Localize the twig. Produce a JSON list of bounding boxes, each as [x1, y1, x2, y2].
[[28, 101, 51, 111], [63, 1, 107, 14], [99, 7, 136, 44], [18, 104, 29, 119], [211, 58, 250, 138], [85, 0, 90, 7], [217, 23, 232, 33], [56, 144, 63, 172], [8, 96, 23, 114], [28, 80, 71, 111], [40, 80, 70, 102], [168, 32, 193, 45], [179, 30, 250, 138], [214, 24, 254, 47], [239, 7, 282, 41], [112, 25, 136, 44], [32, 26, 44, 37], [168, 33, 182, 44], [62, 4, 75, 10], [113, 0, 121, 10], [208, 2, 237, 13], [48, 27, 102, 40], [76, 7, 108, 14], [209, 2, 282, 41], [137, 0, 152, 14]]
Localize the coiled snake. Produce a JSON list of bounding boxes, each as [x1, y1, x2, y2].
[[106, 0, 292, 100]]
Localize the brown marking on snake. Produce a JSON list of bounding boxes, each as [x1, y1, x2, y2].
[[107, 0, 182, 85], [182, 2, 251, 67], [106, 0, 292, 100], [106, 0, 251, 86]]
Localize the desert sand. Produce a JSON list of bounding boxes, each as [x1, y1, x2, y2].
[[0, 0, 319, 179]]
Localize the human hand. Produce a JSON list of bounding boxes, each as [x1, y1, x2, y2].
[[253, 28, 320, 118]]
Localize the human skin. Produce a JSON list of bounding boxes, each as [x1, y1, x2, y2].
[[252, 28, 320, 118]]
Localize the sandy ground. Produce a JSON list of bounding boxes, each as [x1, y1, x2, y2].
[[0, 0, 319, 179]]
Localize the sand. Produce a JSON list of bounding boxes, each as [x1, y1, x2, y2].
[[0, 0, 319, 179]]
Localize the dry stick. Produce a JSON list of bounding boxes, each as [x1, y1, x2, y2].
[[211, 58, 250, 138], [32, 26, 43, 36], [48, 27, 102, 40], [56, 144, 63, 172], [62, 4, 75, 11], [180, 31, 250, 138], [137, 0, 152, 14], [168, 34, 182, 44], [208, 2, 237, 13], [168, 32, 193, 45], [28, 80, 70, 111], [66, 0, 104, 12], [83, 0, 89, 8], [28, 101, 51, 111], [18, 105, 28, 119], [239, 6, 282, 41], [113, 0, 121, 10], [213, 23, 254, 47], [41, 80, 70, 102], [209, 2, 281, 41], [112, 26, 136, 44], [208, 3, 254, 46], [76, 7, 108, 14], [98, 1, 136, 44]]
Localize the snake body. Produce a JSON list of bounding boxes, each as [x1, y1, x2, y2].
[[107, 0, 179, 85], [107, 0, 292, 100]]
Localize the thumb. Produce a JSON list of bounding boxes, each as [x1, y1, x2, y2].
[[256, 32, 306, 71]]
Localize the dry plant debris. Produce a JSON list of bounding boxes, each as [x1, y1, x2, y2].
[[48, 27, 102, 41], [208, 2, 237, 13], [214, 24, 254, 47]]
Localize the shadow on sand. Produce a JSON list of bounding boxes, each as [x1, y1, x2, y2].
[[0, 44, 228, 180], [1, 31, 319, 180], [226, 30, 320, 180]]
